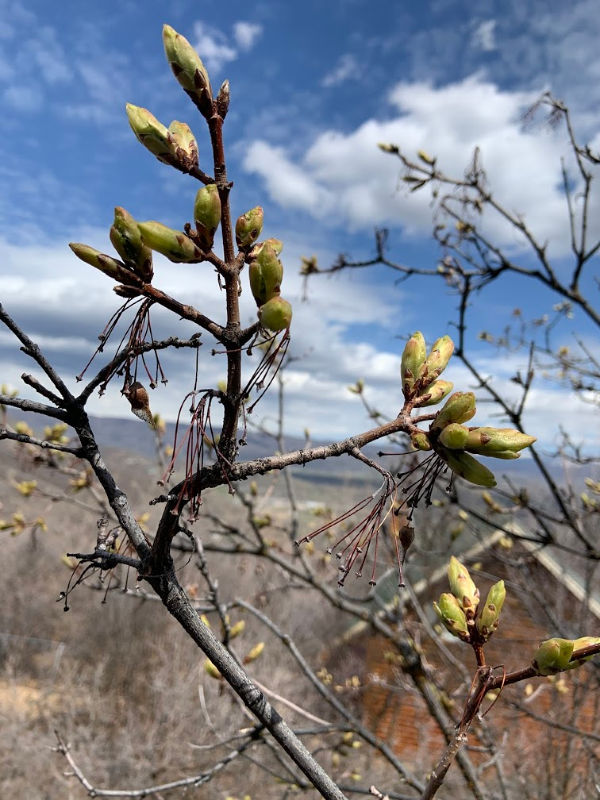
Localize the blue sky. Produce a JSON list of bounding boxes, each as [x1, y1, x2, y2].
[[1, 0, 599, 450]]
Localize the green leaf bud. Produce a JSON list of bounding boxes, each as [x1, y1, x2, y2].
[[138, 221, 203, 263], [167, 120, 199, 172], [126, 104, 171, 162], [193, 184, 221, 251], [413, 379, 454, 408], [447, 556, 480, 616], [411, 431, 432, 451], [419, 335, 454, 387], [533, 638, 575, 676], [441, 448, 497, 488], [400, 332, 426, 398], [249, 238, 284, 260], [259, 296, 292, 332], [431, 392, 477, 431], [236, 206, 264, 249], [249, 243, 283, 306], [69, 243, 136, 284], [110, 207, 153, 281], [464, 427, 537, 454], [566, 637, 600, 669], [476, 580, 506, 640], [162, 25, 212, 115], [438, 423, 469, 450], [433, 593, 469, 640]]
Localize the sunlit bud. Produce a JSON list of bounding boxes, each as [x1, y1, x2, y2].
[[431, 392, 476, 431], [417, 149, 436, 165], [229, 620, 246, 639], [216, 79, 230, 119], [203, 659, 222, 679], [411, 431, 432, 451], [400, 331, 426, 398], [420, 335, 454, 386], [69, 243, 136, 284], [441, 448, 497, 488], [482, 491, 503, 513], [433, 593, 469, 640], [236, 206, 264, 249], [125, 382, 153, 425], [476, 580, 506, 639], [565, 637, 600, 669], [138, 220, 203, 262], [258, 296, 292, 332], [193, 184, 221, 251], [413, 379, 453, 408], [447, 556, 479, 616], [465, 427, 537, 454], [249, 238, 284, 260], [110, 207, 153, 281], [378, 142, 399, 154], [533, 638, 574, 676], [483, 449, 521, 460], [126, 104, 172, 161], [249, 243, 283, 306], [162, 25, 212, 115], [438, 423, 469, 450], [244, 641, 265, 663], [167, 120, 199, 172]]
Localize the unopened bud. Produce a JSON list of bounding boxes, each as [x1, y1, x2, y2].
[[417, 149, 436, 165], [244, 641, 265, 663], [229, 620, 246, 639], [413, 379, 453, 408], [110, 207, 153, 281], [431, 392, 476, 431], [113, 284, 142, 298], [167, 120, 199, 172], [400, 331, 426, 398], [419, 335, 454, 387], [193, 184, 221, 251], [441, 448, 497, 488], [69, 243, 136, 284], [162, 24, 212, 115], [433, 593, 469, 640], [533, 638, 574, 676], [411, 431, 432, 451], [138, 220, 203, 263], [258, 296, 292, 332], [126, 104, 171, 162], [438, 423, 469, 450], [216, 79, 230, 119], [565, 637, 600, 669], [447, 556, 479, 617], [203, 659, 222, 679], [249, 238, 283, 260], [476, 580, 506, 640], [465, 427, 537, 455], [236, 206, 264, 249], [249, 243, 283, 306]]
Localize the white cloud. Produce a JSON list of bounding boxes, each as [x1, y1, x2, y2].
[[322, 54, 360, 88], [193, 21, 237, 73], [2, 84, 41, 112], [242, 74, 598, 254], [233, 21, 263, 51], [471, 20, 497, 52]]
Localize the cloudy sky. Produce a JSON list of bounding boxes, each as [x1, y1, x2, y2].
[[1, 0, 599, 453]]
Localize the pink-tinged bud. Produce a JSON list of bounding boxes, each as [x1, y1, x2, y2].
[[413, 379, 453, 408], [400, 331, 426, 399], [69, 243, 136, 284], [236, 206, 264, 249], [137, 220, 203, 263], [193, 184, 221, 251], [438, 423, 469, 450], [110, 207, 153, 281], [167, 120, 199, 172], [162, 24, 212, 116], [258, 296, 292, 332], [447, 556, 480, 617]]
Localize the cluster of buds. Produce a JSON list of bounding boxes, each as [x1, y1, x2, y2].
[[238, 208, 292, 333], [434, 556, 506, 644], [532, 636, 600, 676], [126, 104, 199, 173], [401, 332, 536, 487]]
